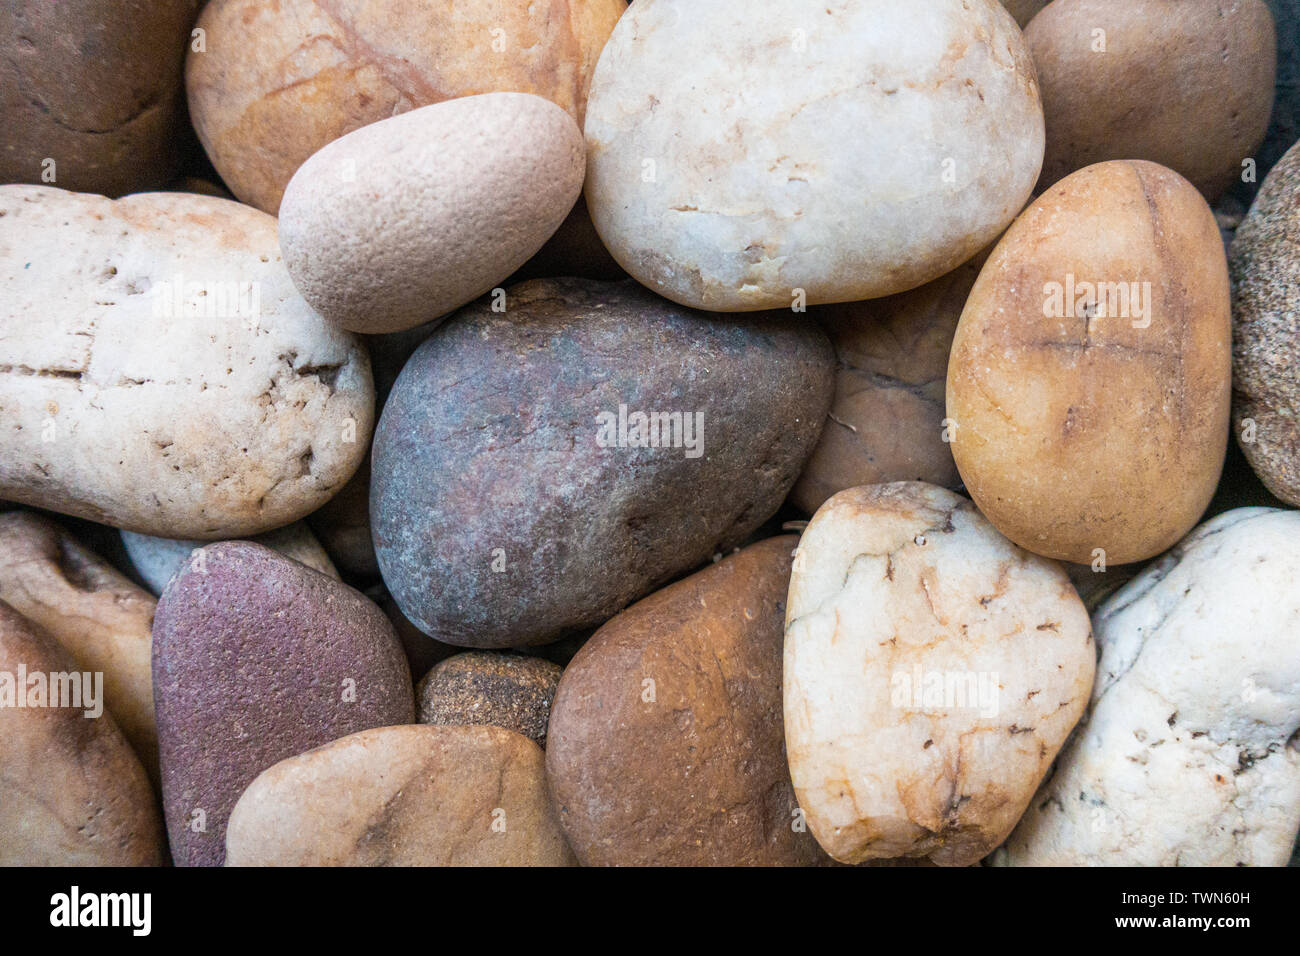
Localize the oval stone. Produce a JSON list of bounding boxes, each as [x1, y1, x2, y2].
[[998, 508, 1300, 866], [153, 542, 413, 866], [226, 725, 575, 866], [784, 482, 1095, 866], [548, 535, 834, 866], [947, 161, 1231, 564], [372, 277, 833, 648], [583, 0, 1043, 310], [0, 186, 374, 540], [280, 94, 586, 334], [417, 652, 562, 749]]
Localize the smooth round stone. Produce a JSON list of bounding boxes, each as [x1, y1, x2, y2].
[[0, 511, 159, 781], [998, 508, 1300, 866], [1229, 138, 1300, 506], [153, 542, 413, 867], [0, 186, 374, 540], [121, 522, 338, 596], [417, 653, 561, 749], [0, 600, 163, 865], [790, 258, 975, 514], [372, 277, 833, 649], [548, 536, 833, 866], [0, 1, 194, 196], [280, 94, 585, 335], [948, 161, 1231, 565], [784, 482, 1095, 866], [187, 0, 626, 213], [583, 0, 1043, 311], [226, 725, 575, 866], [1028, 0, 1276, 202]]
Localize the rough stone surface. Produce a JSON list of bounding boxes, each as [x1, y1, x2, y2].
[[1027, 0, 1275, 202], [790, 259, 975, 514], [372, 277, 833, 648], [0, 1, 198, 196], [153, 542, 413, 867], [584, 0, 1043, 310], [784, 482, 1095, 866], [0, 511, 159, 781], [0, 185, 374, 539], [548, 536, 834, 866], [998, 508, 1300, 866], [1229, 138, 1300, 506], [226, 724, 576, 866], [948, 161, 1231, 564], [417, 652, 561, 749], [281, 94, 585, 335], [122, 521, 338, 596], [187, 0, 626, 213], [0, 600, 163, 865]]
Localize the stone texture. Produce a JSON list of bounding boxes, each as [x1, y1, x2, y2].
[[784, 482, 1095, 866], [0, 511, 159, 782], [1229, 137, 1300, 506], [790, 259, 975, 514], [226, 724, 575, 866], [584, 0, 1043, 310], [0, 600, 163, 865], [372, 277, 833, 648], [121, 521, 338, 596], [417, 652, 561, 749], [998, 508, 1300, 866], [281, 94, 585, 334], [0, 1, 198, 196], [187, 0, 626, 213], [153, 542, 413, 866], [1027, 0, 1276, 202], [948, 160, 1231, 564], [0, 185, 374, 539], [548, 535, 834, 865]]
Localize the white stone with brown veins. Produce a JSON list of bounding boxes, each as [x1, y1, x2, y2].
[[783, 481, 1095, 866], [996, 507, 1300, 866]]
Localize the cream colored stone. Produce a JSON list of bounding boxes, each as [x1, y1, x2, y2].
[[784, 482, 1094, 865], [226, 724, 576, 866], [279, 94, 585, 334], [0, 185, 374, 539], [0, 511, 159, 783], [122, 522, 338, 596], [997, 508, 1300, 866], [584, 0, 1043, 311]]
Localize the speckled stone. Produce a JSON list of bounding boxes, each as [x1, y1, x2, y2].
[[153, 541, 413, 867], [417, 652, 561, 749], [1229, 138, 1300, 506]]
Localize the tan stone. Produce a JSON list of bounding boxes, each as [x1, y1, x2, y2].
[[226, 724, 575, 866], [0, 600, 163, 865], [187, 0, 626, 213], [948, 160, 1231, 564], [0, 511, 158, 782], [417, 653, 561, 749]]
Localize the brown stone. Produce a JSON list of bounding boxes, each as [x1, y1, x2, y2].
[[417, 652, 562, 749], [546, 535, 833, 866]]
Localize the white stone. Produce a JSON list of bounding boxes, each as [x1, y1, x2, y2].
[[583, 0, 1044, 311], [784, 482, 1094, 865], [996, 508, 1300, 866]]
